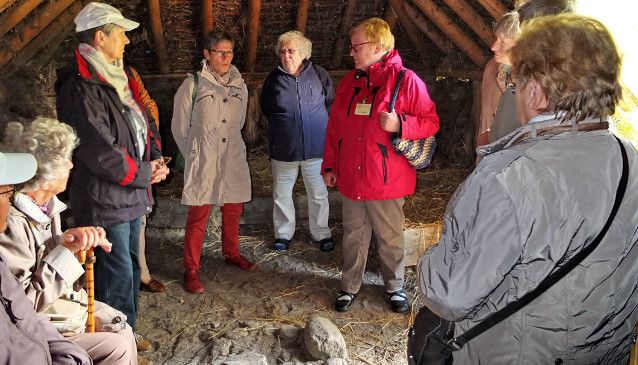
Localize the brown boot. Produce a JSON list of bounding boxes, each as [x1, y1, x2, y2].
[[225, 255, 257, 271], [184, 269, 204, 293]]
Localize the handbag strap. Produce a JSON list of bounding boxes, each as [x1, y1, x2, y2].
[[449, 135, 630, 350], [388, 69, 407, 112]]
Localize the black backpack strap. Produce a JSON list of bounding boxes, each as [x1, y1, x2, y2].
[[449, 135, 630, 350]]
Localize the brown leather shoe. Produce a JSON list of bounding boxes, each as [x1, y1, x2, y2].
[[224, 255, 257, 271], [184, 269, 204, 293], [135, 333, 152, 352], [137, 355, 153, 365], [141, 278, 165, 293]]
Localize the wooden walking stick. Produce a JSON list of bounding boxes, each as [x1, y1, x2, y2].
[[78, 248, 96, 333]]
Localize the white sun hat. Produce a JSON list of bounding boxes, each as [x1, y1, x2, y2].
[[0, 152, 37, 185], [75, 2, 139, 33]]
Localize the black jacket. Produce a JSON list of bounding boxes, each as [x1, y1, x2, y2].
[[261, 60, 334, 162], [55, 50, 162, 227]]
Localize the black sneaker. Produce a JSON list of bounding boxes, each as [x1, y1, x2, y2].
[[388, 289, 409, 313], [273, 238, 290, 251], [335, 291, 355, 312], [318, 237, 335, 252]]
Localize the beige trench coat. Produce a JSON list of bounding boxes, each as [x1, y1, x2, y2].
[[172, 62, 251, 206]]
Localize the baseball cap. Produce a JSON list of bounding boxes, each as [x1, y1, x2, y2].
[[0, 152, 37, 185], [75, 2, 139, 33]]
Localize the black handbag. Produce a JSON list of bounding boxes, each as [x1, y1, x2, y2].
[[407, 136, 629, 365], [389, 69, 436, 169]]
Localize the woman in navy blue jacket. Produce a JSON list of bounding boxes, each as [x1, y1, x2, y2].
[[260, 31, 336, 252]]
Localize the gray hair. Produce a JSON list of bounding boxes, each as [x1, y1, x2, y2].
[[275, 31, 312, 59], [2, 118, 78, 192], [76, 23, 117, 46], [494, 11, 520, 39]]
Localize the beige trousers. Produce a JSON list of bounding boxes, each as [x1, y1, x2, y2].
[[340, 195, 406, 294], [139, 215, 150, 283], [69, 325, 136, 365]]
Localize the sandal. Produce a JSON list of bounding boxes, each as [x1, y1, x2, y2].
[[273, 238, 290, 251], [388, 289, 409, 313], [335, 291, 355, 312], [318, 237, 335, 252]]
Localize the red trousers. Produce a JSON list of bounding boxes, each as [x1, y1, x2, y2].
[[183, 203, 243, 271]]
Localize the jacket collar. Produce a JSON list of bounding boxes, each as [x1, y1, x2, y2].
[[200, 60, 244, 89], [277, 58, 311, 77], [12, 193, 66, 225]]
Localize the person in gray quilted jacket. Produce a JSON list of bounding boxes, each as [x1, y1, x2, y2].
[[419, 14, 638, 365]]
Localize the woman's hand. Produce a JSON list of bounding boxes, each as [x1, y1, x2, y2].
[[150, 158, 170, 184], [61, 226, 112, 254], [379, 111, 400, 132], [323, 172, 337, 187]]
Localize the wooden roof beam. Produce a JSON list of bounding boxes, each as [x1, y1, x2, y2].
[[331, 0, 356, 70], [148, 0, 170, 74], [0, 0, 76, 70], [296, 0, 309, 34], [0, 0, 46, 38], [412, 0, 490, 68], [0, 0, 19, 14], [387, 0, 430, 64], [441, 0, 495, 47], [201, 0, 213, 36], [404, 2, 452, 54], [476, 0, 508, 19], [383, 2, 397, 31], [245, 0, 260, 72]]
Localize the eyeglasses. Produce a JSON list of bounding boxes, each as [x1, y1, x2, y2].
[[0, 185, 15, 198], [278, 48, 299, 56], [208, 49, 233, 57], [350, 41, 371, 52]]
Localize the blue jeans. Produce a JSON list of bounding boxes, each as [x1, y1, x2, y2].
[[271, 158, 331, 241], [94, 217, 142, 331]]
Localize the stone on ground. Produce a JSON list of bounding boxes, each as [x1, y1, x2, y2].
[[303, 316, 348, 360]]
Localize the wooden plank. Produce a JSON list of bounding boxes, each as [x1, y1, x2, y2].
[[383, 1, 397, 31], [0, 0, 45, 38], [201, 0, 213, 36], [387, 0, 430, 63], [0, 0, 19, 14], [245, 0, 261, 72], [404, 2, 452, 53], [442, 0, 495, 47], [412, 0, 490, 68], [295, 0, 309, 34], [148, 0, 170, 74], [331, 0, 356, 69], [476, 0, 508, 19], [0, 0, 75, 70]]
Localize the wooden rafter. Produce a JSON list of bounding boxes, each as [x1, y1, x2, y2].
[[383, 2, 397, 31], [0, 0, 75, 70], [201, 0, 213, 36], [296, 0, 309, 34], [0, 0, 45, 37], [0, 0, 19, 14], [245, 0, 260, 72], [148, 0, 170, 74], [441, 0, 495, 47], [404, 2, 452, 54], [476, 0, 508, 19], [412, 0, 490, 67], [331, 0, 356, 69], [387, 0, 429, 63]]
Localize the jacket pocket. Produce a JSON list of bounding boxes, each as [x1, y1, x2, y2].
[[337, 138, 343, 178], [347, 88, 361, 116], [376, 143, 388, 184]]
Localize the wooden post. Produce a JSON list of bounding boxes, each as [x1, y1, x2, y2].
[[2, 1, 79, 75], [147, 0, 170, 74], [476, 0, 508, 20], [331, 0, 356, 70], [387, 0, 430, 62], [412, 0, 490, 68], [441, 0, 495, 47], [296, 0, 309, 34], [201, 0, 213, 36], [404, 2, 451, 53], [0, 0, 76, 70], [0, 0, 19, 13], [245, 0, 261, 72], [383, 1, 397, 31], [0, 0, 46, 38]]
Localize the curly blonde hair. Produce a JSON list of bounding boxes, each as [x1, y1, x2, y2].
[[510, 14, 622, 122], [2, 117, 78, 192]]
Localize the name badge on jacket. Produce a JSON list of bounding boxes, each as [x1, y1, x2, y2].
[[354, 103, 372, 116]]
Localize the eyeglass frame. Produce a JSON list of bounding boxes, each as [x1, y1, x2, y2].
[[350, 41, 371, 53], [0, 185, 15, 198], [208, 49, 234, 57], [278, 48, 299, 56]]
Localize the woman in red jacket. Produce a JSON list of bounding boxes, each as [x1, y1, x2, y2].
[[322, 18, 439, 313]]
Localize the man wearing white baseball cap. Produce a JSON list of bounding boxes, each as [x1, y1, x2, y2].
[[55, 3, 168, 359]]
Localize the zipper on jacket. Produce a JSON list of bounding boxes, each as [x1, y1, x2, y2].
[[347, 87, 361, 116], [296, 77, 307, 160], [309, 83, 312, 97], [337, 139, 343, 178], [376, 143, 389, 184], [1, 291, 51, 365], [368, 86, 381, 117]]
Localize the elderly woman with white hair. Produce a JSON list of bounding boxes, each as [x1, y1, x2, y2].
[[260, 31, 336, 252], [0, 117, 138, 365]]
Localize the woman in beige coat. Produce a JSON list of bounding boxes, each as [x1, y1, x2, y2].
[[171, 30, 255, 294]]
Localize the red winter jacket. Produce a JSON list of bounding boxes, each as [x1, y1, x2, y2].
[[322, 50, 439, 201]]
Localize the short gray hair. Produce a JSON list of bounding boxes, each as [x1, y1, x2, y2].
[[2, 118, 78, 192], [275, 31, 312, 59], [494, 11, 520, 39], [76, 23, 117, 46]]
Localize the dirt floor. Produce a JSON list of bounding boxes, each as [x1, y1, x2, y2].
[[136, 157, 471, 365]]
